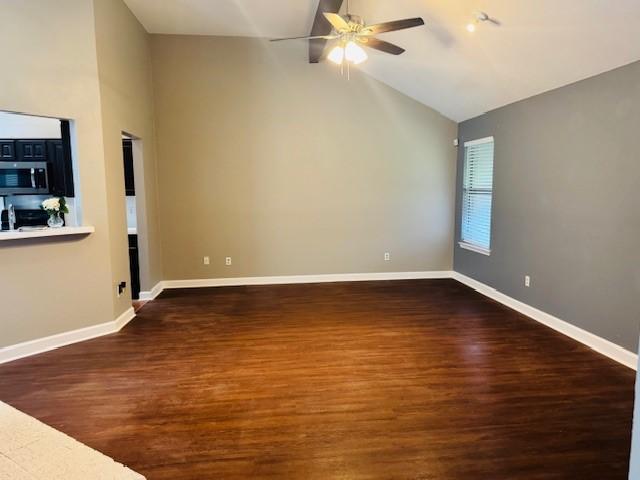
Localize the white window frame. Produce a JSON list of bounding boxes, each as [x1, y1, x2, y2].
[[459, 136, 494, 256]]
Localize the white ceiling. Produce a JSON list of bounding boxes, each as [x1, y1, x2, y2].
[[123, 0, 640, 121], [123, 0, 318, 38]]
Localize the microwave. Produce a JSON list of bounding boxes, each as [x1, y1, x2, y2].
[[0, 162, 49, 195]]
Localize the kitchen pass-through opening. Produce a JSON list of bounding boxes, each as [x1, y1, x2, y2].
[[0, 110, 81, 232]]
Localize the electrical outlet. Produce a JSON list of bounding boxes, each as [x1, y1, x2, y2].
[[524, 275, 531, 287], [203, 256, 210, 265], [225, 257, 232, 266], [384, 252, 390, 261], [117, 281, 127, 297]]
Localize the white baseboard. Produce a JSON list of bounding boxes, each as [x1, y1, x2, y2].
[[0, 273, 447, 364], [452, 272, 638, 370], [3, 271, 635, 371], [139, 282, 164, 301], [113, 307, 136, 331], [161, 271, 454, 289], [0, 307, 136, 365]]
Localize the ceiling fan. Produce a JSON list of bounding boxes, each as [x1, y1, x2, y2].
[[271, 3, 424, 66]]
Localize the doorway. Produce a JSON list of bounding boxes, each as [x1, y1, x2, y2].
[[121, 133, 141, 302]]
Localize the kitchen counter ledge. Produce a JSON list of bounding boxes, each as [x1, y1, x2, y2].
[[0, 226, 95, 241]]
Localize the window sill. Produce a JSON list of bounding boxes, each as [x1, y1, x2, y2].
[[0, 226, 95, 242], [458, 241, 491, 256]]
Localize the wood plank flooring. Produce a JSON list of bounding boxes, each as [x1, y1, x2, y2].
[[0, 279, 635, 479]]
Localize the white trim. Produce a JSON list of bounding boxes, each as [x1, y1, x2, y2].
[[3, 271, 635, 372], [139, 281, 163, 301], [113, 307, 136, 331], [0, 273, 450, 364], [452, 272, 638, 370], [458, 241, 491, 256], [0, 307, 135, 365], [464, 136, 494, 147], [161, 271, 454, 289], [0, 226, 95, 242]]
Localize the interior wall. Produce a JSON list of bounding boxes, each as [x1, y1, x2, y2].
[[0, 0, 162, 348], [454, 60, 640, 352], [150, 35, 457, 280], [0, 112, 61, 138], [0, 0, 114, 347], [93, 0, 163, 310]]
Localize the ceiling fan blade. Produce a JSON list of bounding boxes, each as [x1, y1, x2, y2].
[[362, 17, 425, 35], [359, 37, 405, 55], [323, 12, 350, 32], [309, 0, 344, 63], [271, 35, 337, 42]]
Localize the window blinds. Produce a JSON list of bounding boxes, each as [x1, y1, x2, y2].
[[461, 137, 494, 252]]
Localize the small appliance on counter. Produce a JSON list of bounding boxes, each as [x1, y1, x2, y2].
[[1, 208, 49, 231]]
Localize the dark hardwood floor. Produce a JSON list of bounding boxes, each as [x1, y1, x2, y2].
[[0, 279, 634, 479]]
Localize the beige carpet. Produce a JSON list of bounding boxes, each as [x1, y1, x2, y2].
[[0, 401, 144, 479]]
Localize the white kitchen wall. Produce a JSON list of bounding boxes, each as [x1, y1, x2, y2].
[[126, 196, 137, 233], [0, 111, 61, 138]]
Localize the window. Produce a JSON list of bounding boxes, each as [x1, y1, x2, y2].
[[460, 136, 494, 255]]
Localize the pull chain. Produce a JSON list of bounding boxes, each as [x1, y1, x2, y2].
[[341, 0, 351, 80]]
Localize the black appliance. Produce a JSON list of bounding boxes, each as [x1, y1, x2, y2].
[[0, 162, 49, 195], [123, 139, 135, 196], [128, 234, 140, 300], [1, 208, 49, 230]]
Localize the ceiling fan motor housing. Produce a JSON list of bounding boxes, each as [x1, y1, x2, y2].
[[345, 14, 364, 29]]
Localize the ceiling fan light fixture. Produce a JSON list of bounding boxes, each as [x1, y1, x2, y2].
[[328, 45, 345, 65], [345, 41, 368, 65], [467, 11, 490, 33], [271, 11, 423, 65]]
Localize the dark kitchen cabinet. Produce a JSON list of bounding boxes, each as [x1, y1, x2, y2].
[[59, 120, 74, 196], [46, 139, 74, 197], [122, 139, 135, 196], [16, 140, 47, 161], [0, 120, 74, 197], [128, 234, 140, 300], [0, 141, 15, 161]]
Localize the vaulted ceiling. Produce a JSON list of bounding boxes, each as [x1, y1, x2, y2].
[[123, 0, 640, 121]]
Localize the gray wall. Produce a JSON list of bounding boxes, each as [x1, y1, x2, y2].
[[94, 0, 164, 307], [0, 0, 114, 347], [151, 35, 457, 281], [0, 0, 162, 348], [454, 60, 640, 352]]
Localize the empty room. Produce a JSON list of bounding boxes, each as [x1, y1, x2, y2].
[[0, 1, 638, 479]]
